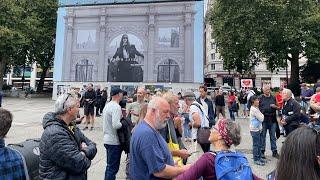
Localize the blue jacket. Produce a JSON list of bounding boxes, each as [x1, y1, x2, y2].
[[0, 139, 26, 180], [197, 97, 215, 127]]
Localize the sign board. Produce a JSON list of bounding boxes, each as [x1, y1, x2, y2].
[[241, 79, 253, 88]]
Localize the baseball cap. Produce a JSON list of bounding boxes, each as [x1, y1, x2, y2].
[[110, 87, 123, 96]]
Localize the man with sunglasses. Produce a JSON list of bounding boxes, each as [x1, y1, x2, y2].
[[39, 93, 97, 180]]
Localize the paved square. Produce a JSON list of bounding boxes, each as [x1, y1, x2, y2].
[[3, 97, 282, 179]]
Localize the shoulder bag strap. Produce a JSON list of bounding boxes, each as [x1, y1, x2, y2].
[[191, 103, 209, 127]]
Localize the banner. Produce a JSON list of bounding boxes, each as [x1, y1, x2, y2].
[[241, 79, 253, 88]]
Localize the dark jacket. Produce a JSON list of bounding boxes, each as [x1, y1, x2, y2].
[[197, 97, 215, 127], [282, 98, 301, 127], [83, 90, 96, 107], [117, 117, 134, 154], [259, 95, 277, 123], [113, 45, 144, 60], [215, 95, 225, 106], [39, 113, 97, 180]]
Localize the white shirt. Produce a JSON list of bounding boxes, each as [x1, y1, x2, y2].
[[103, 101, 122, 145], [189, 101, 209, 140], [249, 106, 264, 131], [200, 98, 209, 117]]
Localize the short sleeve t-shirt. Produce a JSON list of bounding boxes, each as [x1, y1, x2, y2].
[[189, 102, 209, 140], [130, 121, 174, 180]]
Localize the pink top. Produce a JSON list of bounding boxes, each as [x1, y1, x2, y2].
[[176, 152, 263, 180]]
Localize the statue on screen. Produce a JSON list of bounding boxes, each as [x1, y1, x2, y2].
[[110, 34, 144, 82]]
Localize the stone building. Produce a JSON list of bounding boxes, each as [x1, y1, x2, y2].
[[57, 1, 201, 83]]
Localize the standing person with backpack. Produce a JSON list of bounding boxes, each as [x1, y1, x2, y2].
[[175, 118, 262, 180]]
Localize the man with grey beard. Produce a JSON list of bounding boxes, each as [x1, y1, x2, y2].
[[130, 97, 190, 180]]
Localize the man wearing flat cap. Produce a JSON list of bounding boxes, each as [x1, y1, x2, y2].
[[102, 87, 123, 180]]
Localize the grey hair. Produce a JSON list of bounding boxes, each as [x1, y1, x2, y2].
[[55, 93, 78, 115], [185, 96, 196, 101], [148, 97, 159, 109], [225, 120, 241, 146], [282, 88, 292, 98]]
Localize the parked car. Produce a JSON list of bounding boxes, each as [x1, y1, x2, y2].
[[220, 86, 232, 94]]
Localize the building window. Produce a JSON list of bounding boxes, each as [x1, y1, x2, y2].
[[75, 59, 93, 82], [215, 44, 219, 53], [211, 42, 214, 49], [211, 53, 215, 60], [157, 59, 180, 83], [211, 64, 215, 70]]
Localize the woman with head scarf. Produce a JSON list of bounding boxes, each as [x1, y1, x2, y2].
[[175, 118, 262, 180]]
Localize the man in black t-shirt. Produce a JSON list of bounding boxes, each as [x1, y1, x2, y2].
[[83, 83, 96, 130]]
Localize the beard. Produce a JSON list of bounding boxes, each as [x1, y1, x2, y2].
[[155, 111, 168, 130]]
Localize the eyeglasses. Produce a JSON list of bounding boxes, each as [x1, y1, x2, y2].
[[62, 93, 72, 110]]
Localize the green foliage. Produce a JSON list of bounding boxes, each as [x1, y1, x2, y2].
[[2, 84, 12, 91], [301, 61, 320, 83], [208, 0, 320, 85], [0, 0, 58, 91]]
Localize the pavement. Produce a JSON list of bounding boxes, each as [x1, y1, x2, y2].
[[2, 97, 284, 179]]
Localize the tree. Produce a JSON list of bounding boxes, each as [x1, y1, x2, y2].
[[208, 0, 320, 95], [0, 0, 58, 91], [301, 61, 320, 83], [27, 0, 58, 92], [0, 0, 27, 90]]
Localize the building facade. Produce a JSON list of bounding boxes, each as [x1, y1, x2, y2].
[[204, 0, 291, 89], [52, 0, 204, 99]]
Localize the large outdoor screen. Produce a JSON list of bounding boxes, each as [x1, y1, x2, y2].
[[53, 0, 204, 83]]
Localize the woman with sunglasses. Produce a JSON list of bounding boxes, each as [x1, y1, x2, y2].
[[175, 118, 262, 180], [269, 126, 320, 180]]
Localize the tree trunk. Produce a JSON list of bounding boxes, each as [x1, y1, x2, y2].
[[36, 66, 48, 93], [0, 57, 6, 91], [290, 52, 300, 85]]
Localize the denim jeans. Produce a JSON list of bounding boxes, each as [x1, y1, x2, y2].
[[183, 122, 191, 138], [261, 120, 277, 153], [104, 144, 122, 180], [228, 108, 235, 121], [251, 131, 262, 161]]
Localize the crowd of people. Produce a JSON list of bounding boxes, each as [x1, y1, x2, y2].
[[0, 83, 320, 180]]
